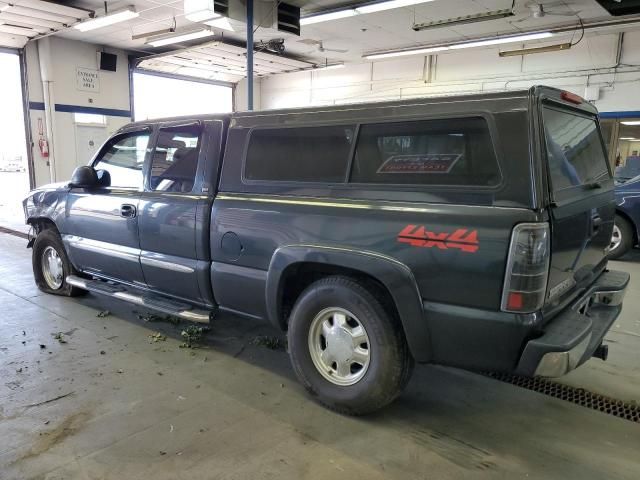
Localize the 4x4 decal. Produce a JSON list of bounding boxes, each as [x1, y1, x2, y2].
[[397, 225, 479, 253]]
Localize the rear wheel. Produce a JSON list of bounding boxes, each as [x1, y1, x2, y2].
[[608, 215, 633, 260], [32, 229, 85, 296], [287, 276, 413, 415]]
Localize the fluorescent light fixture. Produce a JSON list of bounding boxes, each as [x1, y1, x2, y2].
[[315, 63, 345, 70], [204, 16, 234, 31], [364, 45, 448, 59], [184, 0, 221, 22], [300, 9, 356, 25], [412, 9, 514, 31], [450, 32, 553, 49], [620, 137, 638, 140], [499, 42, 571, 57], [356, 0, 434, 14], [146, 28, 214, 47], [621, 121, 640, 126], [74, 8, 138, 32], [132, 27, 174, 40]]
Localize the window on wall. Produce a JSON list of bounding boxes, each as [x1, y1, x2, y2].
[[351, 117, 501, 187], [245, 125, 356, 183], [93, 132, 149, 189], [615, 118, 640, 181], [133, 72, 232, 120], [73, 113, 106, 125]]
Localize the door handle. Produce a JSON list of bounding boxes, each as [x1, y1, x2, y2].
[[591, 214, 602, 235], [120, 204, 137, 218]]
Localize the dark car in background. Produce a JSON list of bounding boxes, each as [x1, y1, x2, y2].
[[610, 164, 640, 259]]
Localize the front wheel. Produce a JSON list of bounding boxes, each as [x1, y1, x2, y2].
[[608, 215, 634, 260], [32, 229, 85, 296], [287, 276, 413, 415]]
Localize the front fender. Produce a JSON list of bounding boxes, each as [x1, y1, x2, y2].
[[23, 185, 68, 232], [266, 244, 431, 362]]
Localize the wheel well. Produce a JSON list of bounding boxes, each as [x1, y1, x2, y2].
[[278, 262, 401, 330], [616, 210, 638, 245], [27, 217, 58, 235]]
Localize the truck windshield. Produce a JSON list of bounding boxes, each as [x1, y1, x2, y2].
[[542, 106, 611, 194]]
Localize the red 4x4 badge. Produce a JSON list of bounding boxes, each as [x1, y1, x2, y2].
[[397, 225, 479, 253]]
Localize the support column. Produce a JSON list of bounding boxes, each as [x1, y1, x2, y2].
[[246, 0, 254, 111]]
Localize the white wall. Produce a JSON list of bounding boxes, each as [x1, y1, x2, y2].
[[234, 77, 262, 112], [260, 32, 640, 113], [25, 37, 131, 186]]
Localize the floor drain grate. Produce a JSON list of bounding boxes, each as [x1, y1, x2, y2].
[[486, 372, 640, 423]]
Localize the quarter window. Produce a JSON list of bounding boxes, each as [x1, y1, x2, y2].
[[149, 124, 201, 192], [350, 118, 500, 187], [94, 132, 149, 189], [245, 125, 355, 183]]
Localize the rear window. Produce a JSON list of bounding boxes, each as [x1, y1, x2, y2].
[[245, 125, 355, 182], [350, 117, 501, 186], [542, 106, 610, 192]]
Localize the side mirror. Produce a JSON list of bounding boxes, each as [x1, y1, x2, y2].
[[69, 166, 99, 189]]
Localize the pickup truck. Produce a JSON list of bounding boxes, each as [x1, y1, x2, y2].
[[24, 86, 629, 415]]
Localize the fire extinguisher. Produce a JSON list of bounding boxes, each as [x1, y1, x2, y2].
[[38, 138, 49, 158]]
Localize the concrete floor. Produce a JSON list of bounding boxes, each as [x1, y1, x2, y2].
[[1, 231, 639, 480]]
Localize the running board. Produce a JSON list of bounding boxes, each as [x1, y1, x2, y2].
[[66, 275, 212, 323]]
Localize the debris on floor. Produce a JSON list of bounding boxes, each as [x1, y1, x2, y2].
[[180, 325, 209, 348], [138, 313, 180, 325], [53, 332, 67, 344], [250, 335, 287, 351], [148, 332, 167, 343], [96, 310, 111, 318]]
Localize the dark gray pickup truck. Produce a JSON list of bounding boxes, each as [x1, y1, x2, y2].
[[24, 86, 629, 414]]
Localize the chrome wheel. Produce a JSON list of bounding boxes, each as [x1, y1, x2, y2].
[[308, 307, 371, 386], [41, 246, 64, 290], [610, 224, 622, 252]]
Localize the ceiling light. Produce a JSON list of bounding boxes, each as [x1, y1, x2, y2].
[[300, 9, 356, 25], [412, 9, 514, 31], [356, 0, 434, 14], [132, 27, 174, 41], [204, 16, 234, 31], [450, 32, 553, 49], [315, 63, 345, 70], [364, 45, 448, 59], [621, 121, 640, 126], [73, 8, 138, 32], [620, 137, 638, 140], [146, 28, 214, 47], [499, 42, 571, 57]]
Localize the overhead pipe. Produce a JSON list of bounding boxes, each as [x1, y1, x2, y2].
[[37, 37, 57, 183]]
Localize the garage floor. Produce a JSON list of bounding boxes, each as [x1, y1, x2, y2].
[[1, 232, 639, 480]]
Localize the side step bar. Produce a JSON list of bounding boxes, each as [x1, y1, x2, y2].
[[66, 275, 212, 323]]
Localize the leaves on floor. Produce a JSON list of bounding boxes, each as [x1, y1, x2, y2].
[[250, 335, 287, 351], [148, 332, 167, 343], [96, 310, 111, 318]]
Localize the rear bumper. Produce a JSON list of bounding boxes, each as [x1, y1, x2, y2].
[[515, 270, 629, 377]]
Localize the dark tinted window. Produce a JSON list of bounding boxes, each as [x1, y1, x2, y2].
[[542, 106, 610, 192], [149, 124, 201, 192], [245, 125, 355, 182], [350, 117, 500, 186], [94, 132, 149, 189]]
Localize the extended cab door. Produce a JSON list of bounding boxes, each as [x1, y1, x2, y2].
[[64, 129, 149, 285], [137, 121, 217, 304], [541, 100, 615, 310]]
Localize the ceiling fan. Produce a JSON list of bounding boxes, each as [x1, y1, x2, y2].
[[297, 38, 349, 54], [512, 1, 580, 23]]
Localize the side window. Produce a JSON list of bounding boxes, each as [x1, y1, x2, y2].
[[350, 117, 501, 187], [149, 124, 201, 192], [244, 125, 355, 183], [94, 132, 149, 189]]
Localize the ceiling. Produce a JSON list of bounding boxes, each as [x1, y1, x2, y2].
[[1, 0, 636, 81]]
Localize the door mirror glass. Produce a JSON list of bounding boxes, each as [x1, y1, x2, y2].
[[69, 166, 98, 189]]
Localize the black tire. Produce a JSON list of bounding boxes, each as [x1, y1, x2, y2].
[[608, 215, 634, 260], [32, 229, 85, 296], [287, 276, 413, 415]]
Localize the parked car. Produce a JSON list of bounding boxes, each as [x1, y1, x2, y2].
[[609, 173, 640, 259], [23, 86, 629, 415]]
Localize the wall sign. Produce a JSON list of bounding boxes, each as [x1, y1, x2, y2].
[[76, 67, 100, 92]]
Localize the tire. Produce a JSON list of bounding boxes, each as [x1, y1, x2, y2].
[[287, 276, 413, 415], [32, 229, 85, 296], [608, 215, 634, 260]]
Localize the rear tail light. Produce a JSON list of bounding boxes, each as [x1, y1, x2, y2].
[[501, 223, 550, 313]]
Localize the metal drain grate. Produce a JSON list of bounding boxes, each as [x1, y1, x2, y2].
[[486, 373, 640, 423]]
